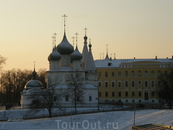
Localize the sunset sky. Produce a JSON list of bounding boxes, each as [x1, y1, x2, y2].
[[0, 0, 173, 70]]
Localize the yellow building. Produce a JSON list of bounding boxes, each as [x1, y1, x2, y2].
[[95, 56, 173, 104]]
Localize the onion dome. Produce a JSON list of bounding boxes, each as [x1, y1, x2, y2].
[[57, 33, 74, 54], [24, 69, 43, 89], [48, 47, 61, 61], [71, 46, 83, 61]]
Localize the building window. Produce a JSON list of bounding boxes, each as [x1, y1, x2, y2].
[[144, 92, 149, 100], [145, 71, 148, 77], [139, 100, 141, 102], [152, 100, 155, 103], [118, 92, 121, 97], [158, 80, 161, 87], [112, 81, 115, 87], [151, 70, 154, 77], [112, 92, 115, 97], [138, 81, 142, 87], [138, 92, 141, 97], [158, 70, 161, 76], [65, 95, 68, 102], [98, 72, 101, 77], [132, 92, 135, 97], [125, 81, 128, 87], [138, 71, 141, 77], [98, 81, 101, 87], [145, 81, 148, 87], [125, 71, 128, 77], [105, 92, 108, 97], [152, 92, 154, 97], [125, 92, 128, 97], [151, 81, 155, 88], [118, 72, 121, 77], [112, 72, 114, 77], [126, 100, 128, 103], [132, 71, 135, 77], [105, 81, 108, 87], [132, 100, 135, 103], [99, 92, 101, 97], [105, 72, 108, 77], [118, 81, 121, 87], [132, 81, 135, 87], [89, 95, 92, 101]]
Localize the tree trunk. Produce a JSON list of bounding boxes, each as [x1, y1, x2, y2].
[[48, 109, 52, 118]]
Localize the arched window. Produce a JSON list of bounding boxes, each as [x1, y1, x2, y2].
[[151, 81, 155, 87]]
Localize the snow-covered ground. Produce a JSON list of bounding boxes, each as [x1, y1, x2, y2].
[[0, 109, 173, 130]]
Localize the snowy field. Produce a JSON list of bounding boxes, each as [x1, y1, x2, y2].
[[0, 109, 173, 130]]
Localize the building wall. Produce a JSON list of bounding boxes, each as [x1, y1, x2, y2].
[[97, 60, 172, 104]]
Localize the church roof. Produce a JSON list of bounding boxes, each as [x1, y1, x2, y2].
[[48, 47, 61, 61], [71, 46, 83, 61], [57, 33, 74, 55]]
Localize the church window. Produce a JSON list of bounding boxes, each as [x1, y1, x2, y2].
[[89, 95, 92, 101]]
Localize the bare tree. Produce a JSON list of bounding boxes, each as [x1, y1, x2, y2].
[[65, 72, 85, 114], [157, 68, 173, 109], [0, 55, 6, 69], [27, 77, 66, 118]]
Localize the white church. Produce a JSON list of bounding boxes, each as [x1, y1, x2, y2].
[[21, 16, 98, 108]]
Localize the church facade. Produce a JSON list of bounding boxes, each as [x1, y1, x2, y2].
[[21, 19, 98, 108]]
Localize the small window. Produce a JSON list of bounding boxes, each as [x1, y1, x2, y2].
[[152, 92, 154, 97], [132, 81, 135, 87], [125, 81, 128, 87], [112, 81, 115, 87], [138, 71, 141, 77], [105, 92, 108, 97], [98, 81, 101, 87], [132, 71, 135, 77], [138, 92, 141, 97], [145, 71, 148, 77], [112, 92, 115, 97], [132, 92, 135, 97], [89, 96, 92, 101], [118, 92, 121, 97], [105, 72, 108, 77], [125, 71, 128, 77], [138, 81, 142, 87], [112, 72, 114, 77], [118, 81, 121, 87], [118, 72, 121, 77], [151, 71, 154, 77], [105, 81, 108, 87], [145, 81, 148, 87], [125, 92, 128, 97], [151, 81, 155, 87]]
